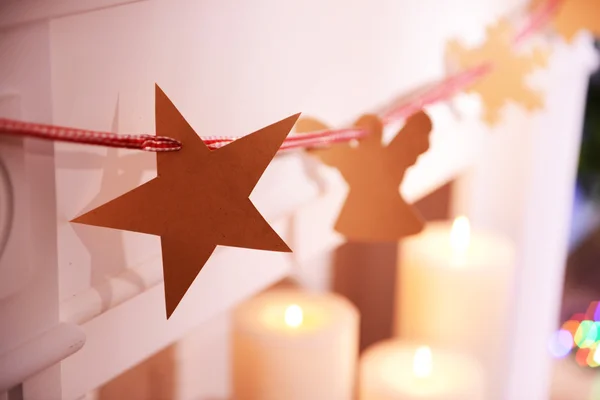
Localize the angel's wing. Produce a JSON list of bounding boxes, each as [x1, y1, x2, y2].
[[386, 110, 432, 172]]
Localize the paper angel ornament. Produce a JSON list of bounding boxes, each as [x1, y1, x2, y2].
[[297, 112, 432, 242]]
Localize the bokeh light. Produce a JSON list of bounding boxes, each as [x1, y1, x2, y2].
[[548, 329, 574, 358], [562, 320, 581, 337], [553, 301, 600, 367], [573, 313, 586, 322], [587, 345, 600, 368], [575, 321, 598, 348], [576, 348, 591, 367], [593, 345, 600, 366]]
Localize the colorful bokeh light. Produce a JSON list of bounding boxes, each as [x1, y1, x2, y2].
[[576, 347, 591, 367], [587, 345, 600, 368], [575, 320, 598, 348], [594, 345, 600, 366], [548, 329, 574, 358], [554, 301, 600, 368], [562, 319, 581, 337], [587, 301, 600, 321]]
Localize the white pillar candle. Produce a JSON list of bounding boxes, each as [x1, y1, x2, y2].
[[395, 217, 515, 398], [359, 340, 485, 400], [232, 289, 359, 400]]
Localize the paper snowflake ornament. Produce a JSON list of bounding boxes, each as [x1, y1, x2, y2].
[[446, 19, 550, 125]]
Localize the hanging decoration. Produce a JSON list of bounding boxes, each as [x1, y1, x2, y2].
[[446, 19, 550, 125], [0, 0, 596, 317], [296, 112, 432, 242], [71, 85, 298, 318], [530, 0, 600, 42]]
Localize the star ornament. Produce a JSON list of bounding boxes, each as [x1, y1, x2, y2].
[[446, 19, 550, 125], [72, 85, 300, 318]]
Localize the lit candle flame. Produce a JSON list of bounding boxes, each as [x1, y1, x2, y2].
[[284, 304, 303, 328], [450, 216, 470, 253], [413, 346, 433, 378]]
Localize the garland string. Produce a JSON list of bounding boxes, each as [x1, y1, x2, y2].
[[0, 0, 561, 153]]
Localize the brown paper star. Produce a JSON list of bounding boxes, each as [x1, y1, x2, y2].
[[446, 19, 550, 125], [530, 0, 600, 42], [296, 112, 432, 242], [72, 85, 299, 318]]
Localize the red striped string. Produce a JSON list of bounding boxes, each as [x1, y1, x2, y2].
[[513, 0, 562, 45], [0, 0, 560, 153], [0, 118, 182, 152], [379, 63, 493, 124]]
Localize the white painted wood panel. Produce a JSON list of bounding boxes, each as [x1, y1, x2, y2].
[[0, 20, 64, 400]]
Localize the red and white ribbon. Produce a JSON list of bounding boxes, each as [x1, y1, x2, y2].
[[0, 118, 182, 152]]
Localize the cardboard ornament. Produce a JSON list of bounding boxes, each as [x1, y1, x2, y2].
[[531, 0, 600, 42], [446, 19, 550, 125], [297, 112, 432, 242], [72, 84, 299, 318]]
